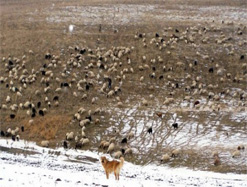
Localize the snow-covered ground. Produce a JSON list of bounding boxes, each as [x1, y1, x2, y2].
[[0, 139, 246, 187]]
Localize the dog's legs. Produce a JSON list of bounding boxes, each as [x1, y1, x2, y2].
[[114, 171, 117, 180], [106, 172, 109, 179]]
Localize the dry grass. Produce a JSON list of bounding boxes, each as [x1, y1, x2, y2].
[[22, 114, 71, 142]]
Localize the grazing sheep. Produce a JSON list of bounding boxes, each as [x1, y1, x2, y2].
[[172, 123, 178, 129], [75, 142, 83, 149], [127, 132, 134, 140], [142, 99, 148, 106], [161, 154, 170, 162], [63, 140, 68, 149], [100, 140, 107, 148], [21, 126, 24, 132], [66, 132, 74, 140], [1, 130, 5, 136], [124, 148, 133, 155], [148, 127, 153, 134], [81, 130, 86, 138], [121, 137, 127, 144], [109, 137, 116, 143], [16, 135, 20, 141], [79, 119, 90, 127], [107, 143, 115, 153], [6, 95, 11, 103], [171, 149, 180, 158], [113, 151, 122, 159], [232, 150, 241, 158], [81, 138, 89, 145], [41, 140, 49, 147]]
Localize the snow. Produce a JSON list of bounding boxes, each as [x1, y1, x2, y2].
[[0, 139, 246, 187]]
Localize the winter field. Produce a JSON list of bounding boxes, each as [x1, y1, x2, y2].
[[1, 139, 247, 187]]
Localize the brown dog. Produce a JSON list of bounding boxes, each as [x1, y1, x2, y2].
[[100, 156, 124, 180]]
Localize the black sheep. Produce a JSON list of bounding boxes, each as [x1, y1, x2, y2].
[[21, 126, 24, 132], [172, 123, 178, 129], [12, 135, 16, 141], [138, 33, 143, 38], [175, 29, 179, 33], [155, 33, 159, 37], [53, 96, 59, 101], [194, 101, 200, 106], [10, 114, 15, 119], [108, 78, 112, 89], [159, 75, 164, 80], [86, 116, 92, 121], [148, 127, 153, 134], [75, 142, 83, 149], [37, 102, 41, 108], [209, 67, 214, 73], [121, 148, 125, 155], [45, 54, 51, 59], [63, 141, 68, 149], [32, 108, 36, 114], [31, 113, 36, 118], [121, 137, 127, 144], [240, 55, 245, 60], [39, 110, 44, 116], [80, 49, 86, 55], [1, 130, 5, 136], [86, 84, 90, 91]]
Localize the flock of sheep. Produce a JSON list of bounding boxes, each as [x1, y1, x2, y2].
[[0, 20, 246, 169]]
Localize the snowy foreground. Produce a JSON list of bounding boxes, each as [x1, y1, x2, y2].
[[0, 139, 246, 187]]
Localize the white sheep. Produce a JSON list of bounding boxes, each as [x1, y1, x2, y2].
[[66, 132, 74, 140], [161, 154, 170, 162], [107, 143, 115, 153], [113, 151, 122, 158], [41, 140, 49, 147], [6, 96, 11, 103]]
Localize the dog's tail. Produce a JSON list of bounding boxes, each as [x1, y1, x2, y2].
[[119, 156, 124, 168]]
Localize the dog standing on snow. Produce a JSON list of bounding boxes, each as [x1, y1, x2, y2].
[[100, 156, 124, 180]]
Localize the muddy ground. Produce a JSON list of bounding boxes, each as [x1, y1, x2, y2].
[[0, 0, 247, 174]]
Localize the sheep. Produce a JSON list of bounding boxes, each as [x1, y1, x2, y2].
[[121, 137, 127, 144], [124, 148, 133, 155], [107, 143, 115, 153], [171, 149, 180, 158], [161, 154, 170, 162], [113, 151, 122, 158], [16, 135, 20, 141], [142, 99, 148, 106], [107, 90, 115, 98], [80, 138, 89, 145], [6, 95, 11, 103], [100, 140, 107, 148], [232, 150, 241, 158], [109, 137, 116, 143], [147, 127, 153, 134], [127, 132, 134, 140], [172, 123, 178, 129], [66, 132, 74, 140], [81, 130, 86, 138], [79, 119, 90, 127], [41, 140, 49, 147]]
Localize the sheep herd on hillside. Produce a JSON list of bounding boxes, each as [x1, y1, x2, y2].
[[0, 21, 246, 167]]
